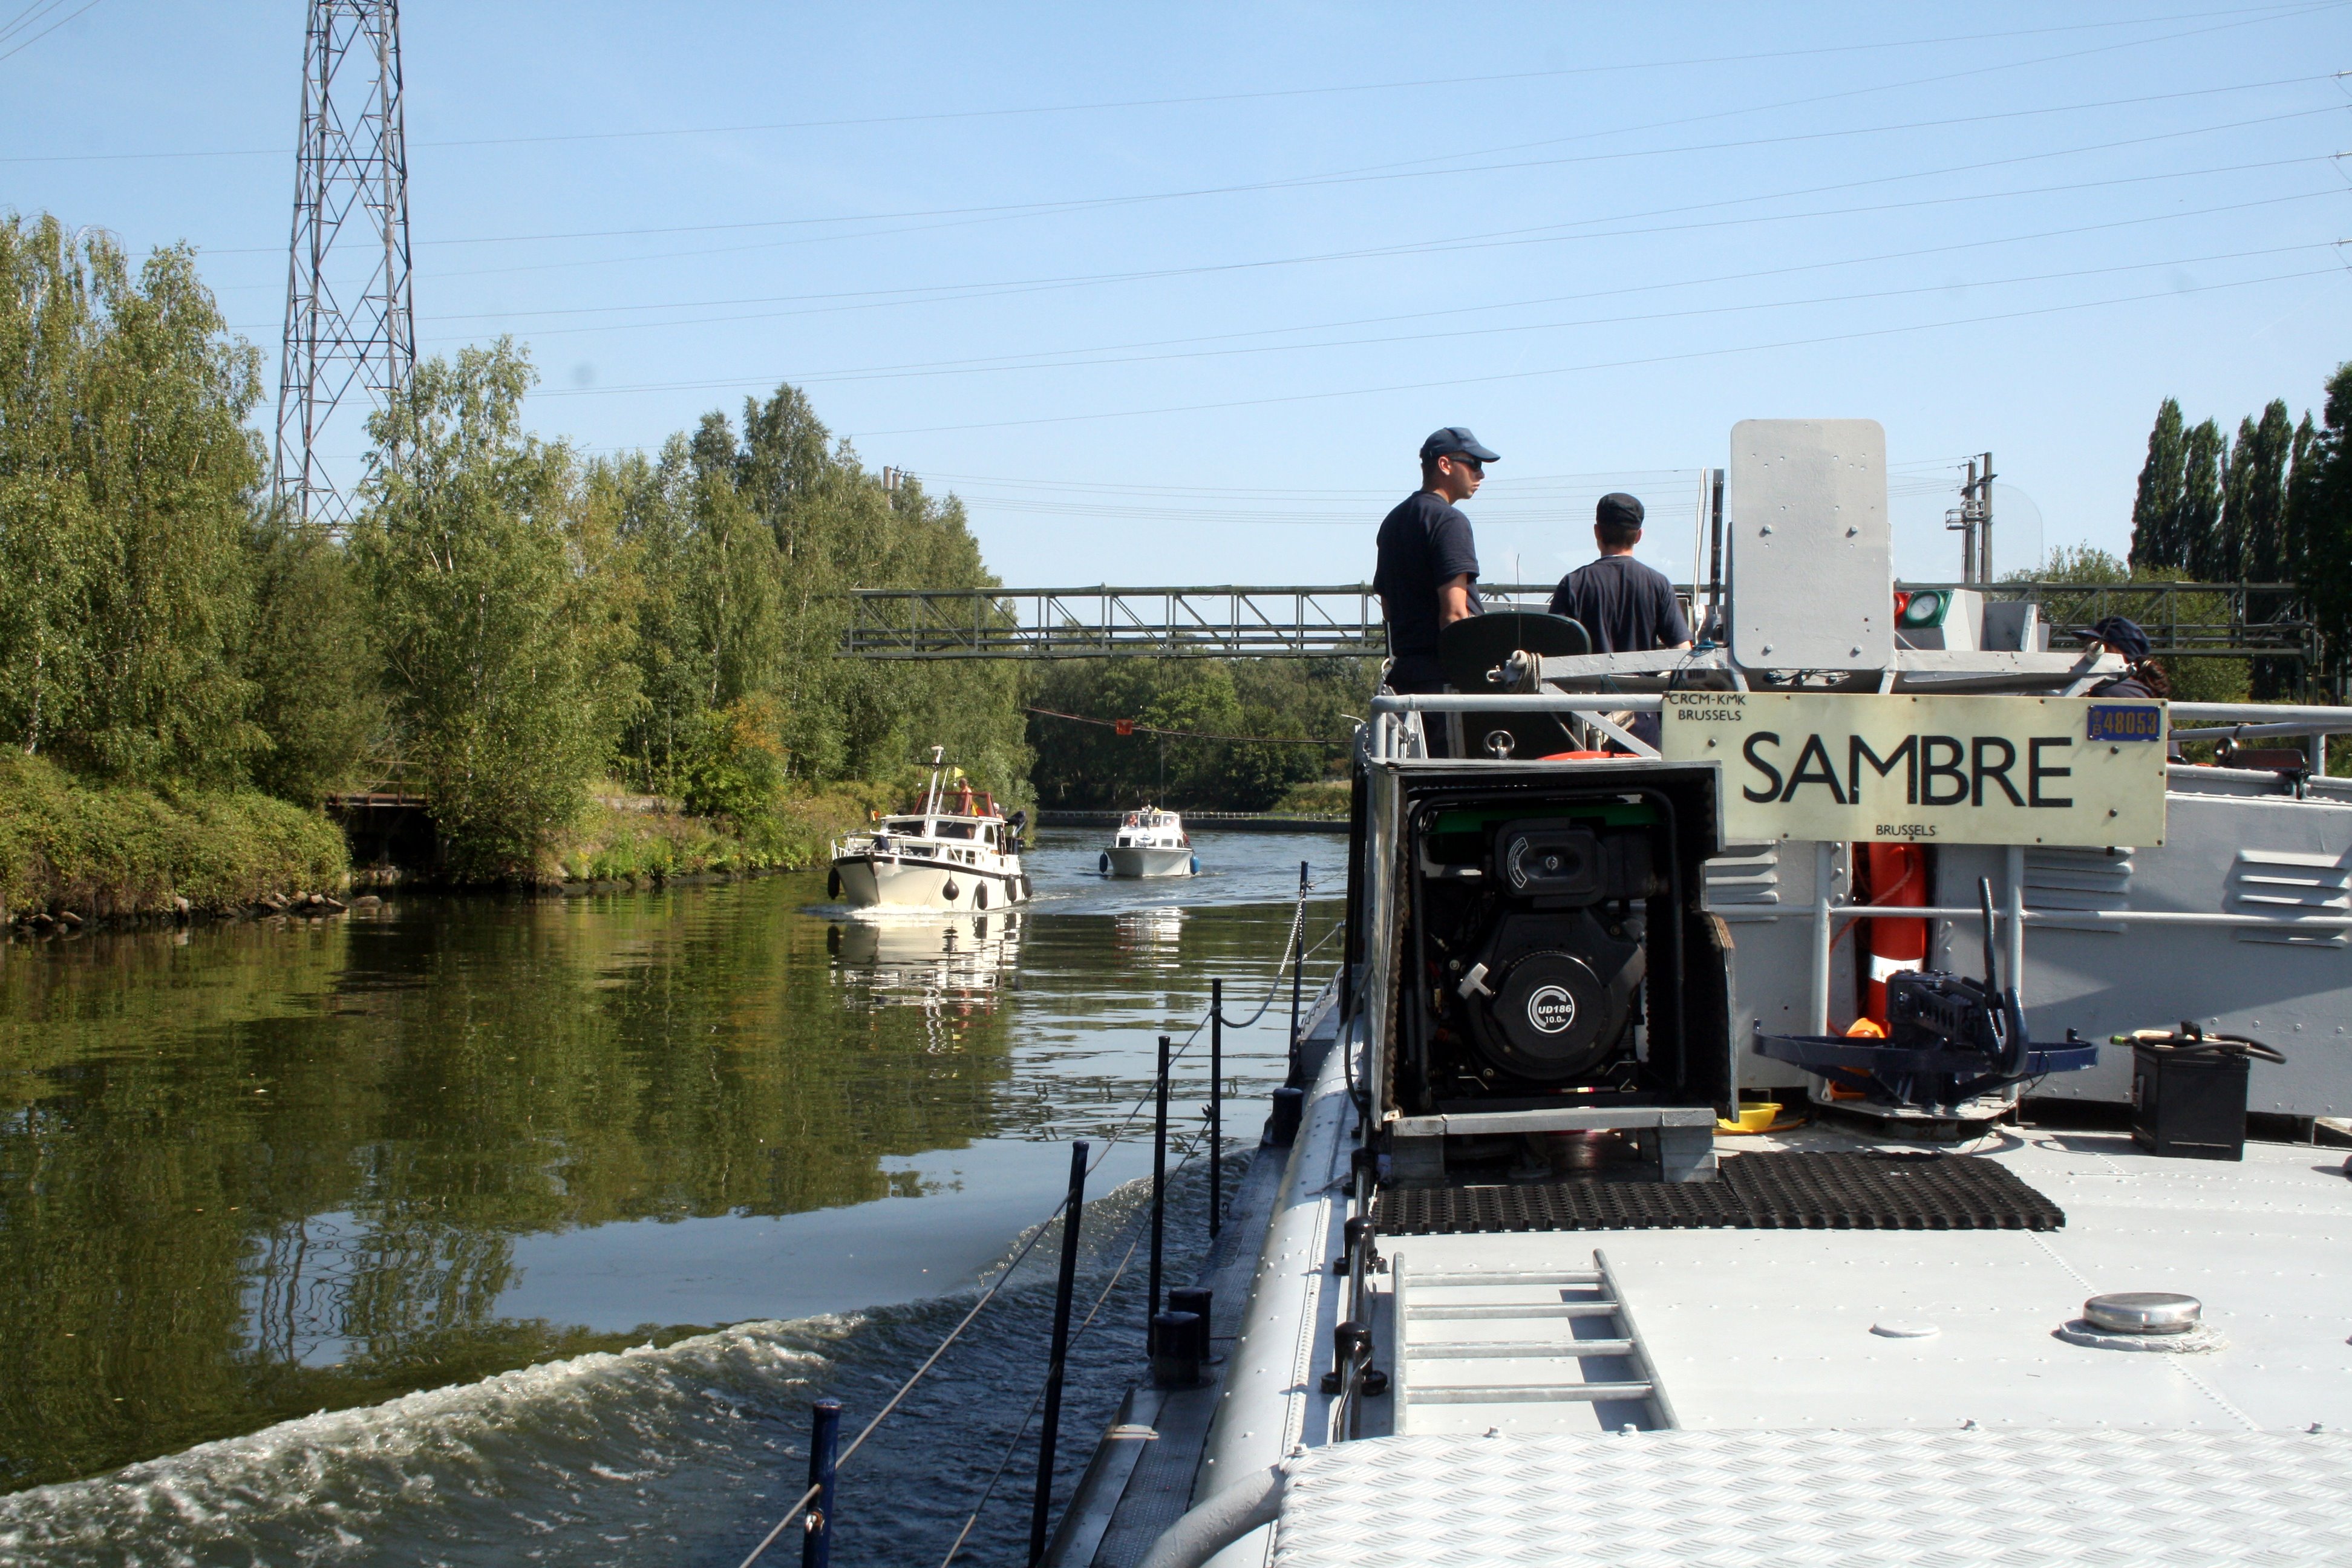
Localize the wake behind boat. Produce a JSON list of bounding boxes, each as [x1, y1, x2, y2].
[[828, 750, 1030, 913], [1100, 805, 1196, 878]]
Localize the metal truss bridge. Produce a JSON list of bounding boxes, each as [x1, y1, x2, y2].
[[841, 580, 2318, 669]]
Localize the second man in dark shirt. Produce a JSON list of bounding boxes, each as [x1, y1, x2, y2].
[[1547, 492, 1691, 655]]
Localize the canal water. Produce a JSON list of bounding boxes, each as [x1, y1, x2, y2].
[[0, 829, 1344, 1566]]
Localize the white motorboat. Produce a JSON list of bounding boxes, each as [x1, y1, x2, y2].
[[1100, 805, 1196, 878], [828, 751, 1030, 913]]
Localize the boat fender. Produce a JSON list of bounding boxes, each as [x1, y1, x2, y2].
[[942, 878, 960, 902], [1189, 854, 1200, 875], [826, 868, 841, 901], [1135, 1465, 1286, 1568], [1099, 852, 1111, 875], [975, 883, 988, 911]]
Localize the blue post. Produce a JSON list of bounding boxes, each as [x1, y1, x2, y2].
[[802, 1397, 841, 1568]]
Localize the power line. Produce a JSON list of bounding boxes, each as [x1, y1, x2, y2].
[[5, 2, 2331, 162], [515, 240, 2337, 404], [0, 0, 102, 64], [309, 94, 2344, 290], [845, 264, 2343, 441], [189, 68, 2336, 260]]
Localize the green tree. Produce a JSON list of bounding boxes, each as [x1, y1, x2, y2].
[[2128, 398, 2186, 571], [351, 341, 638, 879], [238, 510, 381, 802], [0, 215, 267, 786], [2294, 362, 2352, 686], [2178, 419, 2226, 582], [2221, 400, 2294, 583]]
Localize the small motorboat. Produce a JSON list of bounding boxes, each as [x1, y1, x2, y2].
[[829, 750, 1030, 912], [1100, 805, 1197, 878]]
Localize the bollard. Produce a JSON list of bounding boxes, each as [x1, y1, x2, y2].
[[802, 1397, 841, 1568], [1167, 1286, 1213, 1363], [1028, 1141, 1088, 1567], [1209, 979, 1223, 1241], [1149, 1033, 1170, 1342], [1320, 1320, 1368, 1396], [1150, 1310, 1202, 1387], [1270, 1085, 1304, 1146]]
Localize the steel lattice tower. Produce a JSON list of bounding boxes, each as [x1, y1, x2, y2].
[[273, 0, 415, 529]]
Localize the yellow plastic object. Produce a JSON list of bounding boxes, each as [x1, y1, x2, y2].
[[1717, 1102, 1782, 1134], [1845, 1017, 1887, 1037]]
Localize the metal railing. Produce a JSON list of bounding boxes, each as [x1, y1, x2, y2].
[[841, 581, 2319, 668]]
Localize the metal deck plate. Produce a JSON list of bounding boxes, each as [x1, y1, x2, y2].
[[1270, 1429, 2352, 1566], [1376, 1151, 2065, 1235]]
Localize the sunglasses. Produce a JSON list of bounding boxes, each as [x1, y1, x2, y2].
[[1442, 454, 1485, 474]]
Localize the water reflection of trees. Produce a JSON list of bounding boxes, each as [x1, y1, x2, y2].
[[0, 877, 1021, 1487]]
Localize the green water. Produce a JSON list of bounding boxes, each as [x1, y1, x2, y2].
[[0, 832, 1338, 1508]]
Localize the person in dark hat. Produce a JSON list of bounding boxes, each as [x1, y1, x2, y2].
[[1374, 428, 1499, 730], [2076, 615, 2170, 698], [1546, 492, 1691, 656]]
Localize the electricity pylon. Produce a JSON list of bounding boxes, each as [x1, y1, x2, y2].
[[273, 0, 415, 529]]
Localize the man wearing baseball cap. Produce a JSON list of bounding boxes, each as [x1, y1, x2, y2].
[[2074, 615, 2169, 699], [1546, 492, 1691, 656], [1374, 428, 1498, 742]]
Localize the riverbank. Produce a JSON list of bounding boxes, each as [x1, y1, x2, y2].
[[0, 754, 349, 926], [1, 754, 893, 929]]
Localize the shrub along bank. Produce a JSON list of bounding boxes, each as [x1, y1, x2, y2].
[[0, 755, 348, 921]]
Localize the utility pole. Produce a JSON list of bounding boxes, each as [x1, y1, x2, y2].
[[1976, 451, 1995, 583], [273, 0, 416, 530], [1945, 455, 1994, 583]]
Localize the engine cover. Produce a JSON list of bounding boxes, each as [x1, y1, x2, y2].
[[1459, 910, 1645, 1083]]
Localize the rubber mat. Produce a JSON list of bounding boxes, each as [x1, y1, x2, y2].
[[1375, 1151, 2065, 1235]]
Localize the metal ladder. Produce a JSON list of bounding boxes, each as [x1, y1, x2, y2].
[[1390, 1249, 1677, 1436]]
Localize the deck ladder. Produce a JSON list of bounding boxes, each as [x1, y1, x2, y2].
[[1390, 1248, 1677, 1436]]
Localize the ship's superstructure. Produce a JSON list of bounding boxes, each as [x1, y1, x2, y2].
[[1103, 807, 1195, 878], [1088, 421, 2352, 1568]]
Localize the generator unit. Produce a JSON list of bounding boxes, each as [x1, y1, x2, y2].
[[1363, 762, 1733, 1183]]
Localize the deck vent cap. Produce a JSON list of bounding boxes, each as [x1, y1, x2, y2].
[[2083, 1292, 2201, 1334]]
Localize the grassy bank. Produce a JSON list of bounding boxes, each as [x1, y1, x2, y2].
[[552, 783, 892, 883], [0, 754, 349, 921]]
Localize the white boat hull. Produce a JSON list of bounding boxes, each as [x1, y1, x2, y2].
[[1105, 845, 1193, 878], [832, 854, 1024, 912]]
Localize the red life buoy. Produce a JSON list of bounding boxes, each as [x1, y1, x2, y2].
[[1861, 842, 1928, 1024]]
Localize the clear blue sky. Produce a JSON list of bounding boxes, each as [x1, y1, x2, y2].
[[4, 1, 2346, 590]]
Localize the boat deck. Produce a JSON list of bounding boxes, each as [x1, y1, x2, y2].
[[1368, 1120, 2352, 1441]]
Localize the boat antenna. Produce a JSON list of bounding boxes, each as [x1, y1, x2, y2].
[[924, 745, 945, 815]]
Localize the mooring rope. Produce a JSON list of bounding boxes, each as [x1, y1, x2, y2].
[[734, 885, 1341, 1567]]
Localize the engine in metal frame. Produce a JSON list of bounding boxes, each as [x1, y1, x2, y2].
[[1416, 812, 1666, 1093]]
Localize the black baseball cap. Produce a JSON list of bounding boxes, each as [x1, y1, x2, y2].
[[1596, 492, 1645, 531], [2074, 615, 2151, 662], [1420, 426, 1500, 464]]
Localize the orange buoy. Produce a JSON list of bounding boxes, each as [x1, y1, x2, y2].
[[1861, 842, 1928, 1024]]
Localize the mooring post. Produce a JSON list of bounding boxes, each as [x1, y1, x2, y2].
[[1209, 979, 1223, 1241], [1289, 860, 1307, 1081], [1149, 1033, 1170, 1336], [1028, 1140, 1088, 1567], [802, 1397, 841, 1568]]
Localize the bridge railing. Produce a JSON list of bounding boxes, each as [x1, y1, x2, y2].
[[841, 580, 2319, 669]]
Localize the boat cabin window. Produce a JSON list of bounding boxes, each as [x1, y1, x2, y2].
[[933, 820, 976, 839]]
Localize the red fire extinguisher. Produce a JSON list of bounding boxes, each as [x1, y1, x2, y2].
[[1861, 843, 1928, 1024]]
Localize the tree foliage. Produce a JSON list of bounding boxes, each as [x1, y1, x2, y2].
[[1025, 656, 1369, 810], [0, 215, 270, 785]]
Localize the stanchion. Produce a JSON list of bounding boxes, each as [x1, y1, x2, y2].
[[802, 1397, 841, 1568], [1149, 1033, 1170, 1338], [1209, 979, 1223, 1241], [1289, 860, 1307, 1081], [1028, 1141, 1088, 1567]]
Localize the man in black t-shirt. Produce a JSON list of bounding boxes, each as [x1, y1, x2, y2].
[[1548, 493, 1690, 749], [1547, 492, 1691, 655], [1374, 426, 1498, 702]]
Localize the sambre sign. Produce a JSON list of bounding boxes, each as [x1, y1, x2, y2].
[[1658, 691, 2167, 848]]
